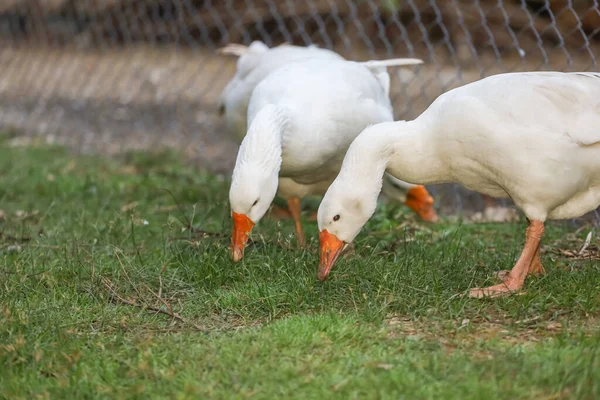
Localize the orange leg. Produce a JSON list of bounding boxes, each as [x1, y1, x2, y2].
[[528, 247, 545, 276], [470, 220, 544, 298], [526, 218, 546, 276], [287, 197, 306, 247], [494, 249, 545, 280]]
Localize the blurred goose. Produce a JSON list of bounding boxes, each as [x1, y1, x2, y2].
[[317, 71, 600, 297], [218, 41, 344, 141], [228, 56, 437, 262]]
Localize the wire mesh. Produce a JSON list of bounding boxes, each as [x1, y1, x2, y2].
[[0, 0, 598, 221]]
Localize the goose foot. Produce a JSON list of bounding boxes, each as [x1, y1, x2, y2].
[[528, 253, 546, 276], [468, 279, 523, 298], [469, 220, 544, 298], [493, 269, 510, 281], [493, 253, 545, 281]]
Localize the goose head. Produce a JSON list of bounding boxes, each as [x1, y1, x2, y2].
[[317, 178, 380, 281], [317, 181, 438, 279], [316, 120, 444, 281], [229, 164, 279, 262]]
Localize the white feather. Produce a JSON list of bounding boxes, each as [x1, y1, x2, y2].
[[359, 58, 424, 68]]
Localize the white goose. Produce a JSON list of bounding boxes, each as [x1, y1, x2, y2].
[[317, 71, 600, 297], [219, 42, 439, 225], [228, 56, 439, 262]]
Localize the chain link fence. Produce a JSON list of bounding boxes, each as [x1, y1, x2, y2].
[[0, 0, 598, 221]]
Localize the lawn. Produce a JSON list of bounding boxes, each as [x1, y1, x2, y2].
[[0, 141, 599, 399]]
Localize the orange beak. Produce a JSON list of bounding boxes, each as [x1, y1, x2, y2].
[[318, 229, 345, 281], [405, 185, 439, 222], [230, 212, 255, 262]]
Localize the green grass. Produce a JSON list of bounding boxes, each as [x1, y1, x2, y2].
[[0, 142, 599, 399]]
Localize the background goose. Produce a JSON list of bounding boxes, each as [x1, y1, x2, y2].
[[228, 56, 438, 262], [218, 41, 345, 142], [316, 71, 600, 297]]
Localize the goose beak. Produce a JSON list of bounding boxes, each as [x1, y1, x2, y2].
[[230, 212, 255, 262], [405, 185, 439, 222], [318, 229, 344, 281]]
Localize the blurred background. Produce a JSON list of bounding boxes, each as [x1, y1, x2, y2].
[[0, 0, 598, 220]]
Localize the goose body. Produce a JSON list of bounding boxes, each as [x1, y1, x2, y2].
[[228, 56, 434, 261], [247, 60, 392, 182], [317, 71, 600, 296]]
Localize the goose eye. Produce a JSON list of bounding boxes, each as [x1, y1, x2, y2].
[[252, 199, 259, 207], [333, 214, 340, 222]]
